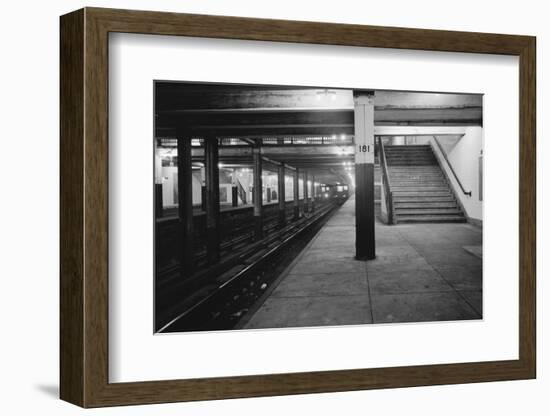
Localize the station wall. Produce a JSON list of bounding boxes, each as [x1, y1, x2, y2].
[[431, 127, 483, 222]]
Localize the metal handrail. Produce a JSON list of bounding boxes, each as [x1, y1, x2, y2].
[[431, 136, 472, 197], [378, 137, 394, 224]]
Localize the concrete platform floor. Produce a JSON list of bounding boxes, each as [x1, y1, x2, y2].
[[244, 195, 482, 329]]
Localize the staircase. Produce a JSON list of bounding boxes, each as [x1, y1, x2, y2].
[[384, 145, 466, 224], [236, 178, 247, 204]]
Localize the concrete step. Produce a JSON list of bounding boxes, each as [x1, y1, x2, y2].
[[389, 169, 444, 179], [386, 155, 434, 159], [385, 147, 432, 151], [387, 160, 437, 164], [392, 165, 439, 169], [386, 154, 433, 158], [389, 164, 440, 168], [388, 162, 438, 166], [385, 145, 431, 149], [395, 208, 462, 215], [391, 180, 447, 185], [391, 177, 443, 181], [392, 186, 448, 190], [390, 173, 444, 177], [387, 154, 435, 157], [389, 168, 441, 172], [392, 191, 452, 197], [393, 196, 456, 202], [386, 153, 433, 157], [388, 162, 437, 165], [387, 155, 435, 157], [386, 155, 435, 159], [386, 156, 434, 159], [386, 151, 433, 154], [387, 158, 436, 161], [390, 175, 444, 180], [390, 171, 443, 174], [392, 185, 448, 190], [395, 215, 467, 224], [390, 175, 442, 177], [391, 179, 445, 183], [390, 178, 447, 186], [394, 202, 459, 209], [392, 186, 450, 191]]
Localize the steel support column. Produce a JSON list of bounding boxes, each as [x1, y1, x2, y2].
[[278, 164, 286, 227], [253, 146, 263, 240], [205, 137, 220, 263], [354, 91, 376, 260], [176, 134, 194, 277], [304, 170, 309, 214], [311, 174, 316, 213], [293, 167, 300, 220], [231, 168, 238, 207]]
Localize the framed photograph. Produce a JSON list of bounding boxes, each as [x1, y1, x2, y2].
[[60, 7, 536, 408]]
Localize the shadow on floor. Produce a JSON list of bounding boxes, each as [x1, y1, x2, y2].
[[35, 384, 59, 399]]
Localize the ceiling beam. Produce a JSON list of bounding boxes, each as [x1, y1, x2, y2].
[[374, 125, 468, 136], [190, 145, 354, 158], [156, 83, 481, 112], [158, 106, 481, 137]]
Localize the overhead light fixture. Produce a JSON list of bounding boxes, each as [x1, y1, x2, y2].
[[316, 89, 337, 100]]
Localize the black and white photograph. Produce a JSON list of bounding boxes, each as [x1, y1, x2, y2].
[[154, 82, 483, 333], [2, 0, 544, 412]]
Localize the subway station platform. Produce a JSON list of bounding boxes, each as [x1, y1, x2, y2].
[[243, 195, 482, 329]]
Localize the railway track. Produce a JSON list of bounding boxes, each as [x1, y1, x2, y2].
[[156, 204, 308, 282], [156, 200, 342, 333]]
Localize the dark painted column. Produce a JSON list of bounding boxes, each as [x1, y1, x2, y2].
[[204, 137, 220, 263], [293, 167, 300, 220], [311, 174, 316, 213], [354, 91, 376, 260], [253, 146, 263, 240], [155, 184, 163, 218], [278, 164, 286, 227], [176, 134, 194, 277], [231, 168, 238, 207], [201, 185, 206, 211], [232, 188, 238, 206], [303, 170, 309, 214]]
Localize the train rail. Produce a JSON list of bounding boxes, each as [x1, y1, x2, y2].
[[156, 201, 307, 280], [156, 199, 344, 333]]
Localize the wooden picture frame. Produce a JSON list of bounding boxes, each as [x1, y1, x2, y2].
[[60, 7, 536, 408]]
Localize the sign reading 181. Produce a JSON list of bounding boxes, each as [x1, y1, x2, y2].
[[357, 145, 372, 153]]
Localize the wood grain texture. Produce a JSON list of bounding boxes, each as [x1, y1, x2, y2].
[[59, 8, 84, 406], [518, 37, 536, 375], [59, 7, 537, 408]]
